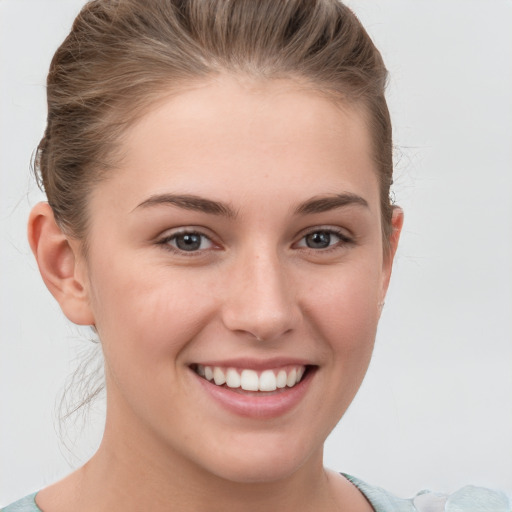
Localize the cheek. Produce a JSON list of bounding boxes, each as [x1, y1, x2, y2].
[[303, 264, 381, 420], [87, 263, 221, 422], [304, 261, 382, 347], [87, 257, 217, 364]]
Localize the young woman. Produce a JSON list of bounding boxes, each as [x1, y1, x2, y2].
[[2, 1, 510, 511]]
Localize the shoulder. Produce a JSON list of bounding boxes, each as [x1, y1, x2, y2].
[[1, 494, 42, 512], [343, 474, 511, 512]]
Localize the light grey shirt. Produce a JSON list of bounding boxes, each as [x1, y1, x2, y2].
[[2, 475, 510, 512]]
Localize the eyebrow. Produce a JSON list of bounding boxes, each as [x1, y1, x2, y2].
[[294, 193, 369, 215], [134, 193, 237, 217], [134, 192, 368, 217]]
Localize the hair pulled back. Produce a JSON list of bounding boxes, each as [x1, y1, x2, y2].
[[36, 0, 393, 244]]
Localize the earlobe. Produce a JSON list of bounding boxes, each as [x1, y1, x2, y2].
[[28, 202, 95, 326]]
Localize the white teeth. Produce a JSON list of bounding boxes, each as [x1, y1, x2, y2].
[[213, 367, 226, 385], [226, 368, 241, 388], [240, 369, 259, 391], [197, 365, 307, 392], [276, 369, 287, 388], [286, 368, 297, 387], [259, 370, 277, 392]]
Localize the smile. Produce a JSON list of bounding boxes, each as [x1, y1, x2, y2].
[[193, 364, 307, 392]]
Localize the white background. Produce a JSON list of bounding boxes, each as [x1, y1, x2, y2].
[[1, 0, 511, 506]]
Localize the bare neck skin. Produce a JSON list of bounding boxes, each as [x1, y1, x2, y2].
[[36, 418, 373, 512]]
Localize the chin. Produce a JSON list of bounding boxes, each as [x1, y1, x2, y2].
[[196, 434, 321, 485], [210, 459, 305, 485]]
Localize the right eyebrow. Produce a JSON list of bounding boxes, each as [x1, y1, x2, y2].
[[133, 193, 237, 218], [294, 193, 369, 215]]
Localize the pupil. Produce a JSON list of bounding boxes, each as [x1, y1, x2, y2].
[[176, 233, 201, 251], [306, 232, 331, 249]]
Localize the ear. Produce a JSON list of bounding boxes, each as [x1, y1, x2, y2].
[[28, 202, 95, 326], [380, 206, 404, 299]]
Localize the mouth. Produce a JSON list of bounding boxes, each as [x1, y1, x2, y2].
[[190, 364, 312, 393]]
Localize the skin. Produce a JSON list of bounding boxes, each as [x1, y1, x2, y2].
[[29, 76, 402, 512]]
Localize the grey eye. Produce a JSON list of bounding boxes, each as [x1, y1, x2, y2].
[[175, 233, 201, 251], [304, 231, 333, 249], [295, 229, 351, 251], [169, 233, 213, 252]]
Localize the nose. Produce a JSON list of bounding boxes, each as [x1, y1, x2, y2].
[[221, 247, 301, 342]]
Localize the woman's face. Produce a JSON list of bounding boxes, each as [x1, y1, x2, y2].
[[76, 77, 400, 483]]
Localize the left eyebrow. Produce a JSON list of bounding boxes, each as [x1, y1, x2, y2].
[[133, 193, 237, 218], [294, 193, 369, 215]]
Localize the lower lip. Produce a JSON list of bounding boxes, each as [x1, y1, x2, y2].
[[193, 369, 314, 419]]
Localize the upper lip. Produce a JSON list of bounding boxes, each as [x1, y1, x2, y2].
[[189, 357, 314, 371]]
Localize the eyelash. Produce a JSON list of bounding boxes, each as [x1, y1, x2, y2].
[[156, 227, 354, 256]]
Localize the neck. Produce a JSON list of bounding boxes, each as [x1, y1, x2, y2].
[[77, 419, 336, 512], [36, 411, 373, 512]]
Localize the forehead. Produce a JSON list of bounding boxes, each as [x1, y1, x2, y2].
[[96, 76, 379, 213]]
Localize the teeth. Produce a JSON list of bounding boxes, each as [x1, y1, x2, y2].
[[276, 370, 287, 388], [226, 368, 241, 388], [286, 368, 297, 387], [213, 367, 226, 385], [259, 370, 277, 392], [240, 369, 259, 391], [196, 365, 307, 392]]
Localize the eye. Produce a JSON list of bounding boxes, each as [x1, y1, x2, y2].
[[304, 231, 335, 249], [160, 231, 214, 253], [295, 229, 352, 250]]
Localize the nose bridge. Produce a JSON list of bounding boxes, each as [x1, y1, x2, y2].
[[222, 243, 299, 341]]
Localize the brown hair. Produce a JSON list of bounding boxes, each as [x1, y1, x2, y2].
[[36, 0, 393, 245]]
